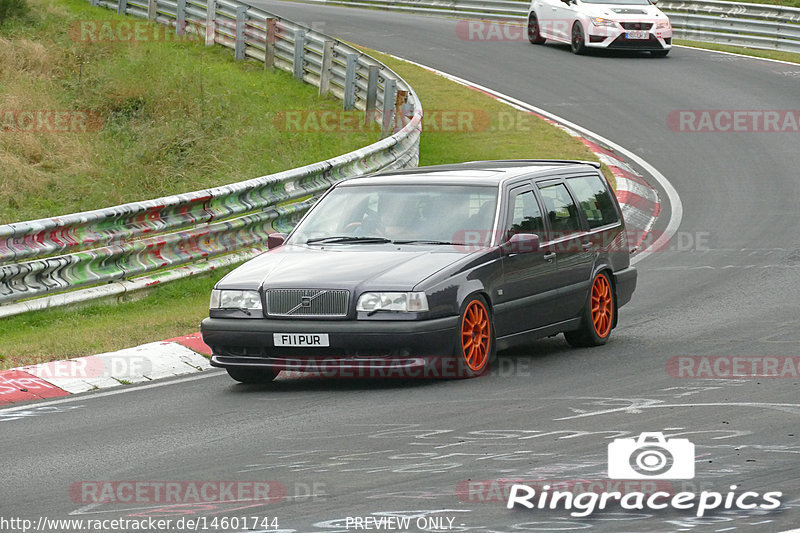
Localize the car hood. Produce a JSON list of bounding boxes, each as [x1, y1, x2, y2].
[[583, 3, 667, 20], [216, 244, 470, 292]]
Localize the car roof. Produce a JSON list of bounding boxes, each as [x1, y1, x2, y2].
[[339, 160, 602, 187]]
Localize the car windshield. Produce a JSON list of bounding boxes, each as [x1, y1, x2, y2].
[[289, 184, 499, 247], [580, 0, 652, 4]]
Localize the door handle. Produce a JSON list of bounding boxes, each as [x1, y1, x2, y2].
[[582, 242, 593, 250], [543, 252, 556, 262]]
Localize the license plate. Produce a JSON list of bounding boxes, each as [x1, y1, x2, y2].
[[625, 30, 649, 40], [273, 333, 330, 347]]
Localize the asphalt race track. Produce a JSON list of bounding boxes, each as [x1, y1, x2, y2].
[[2, 3, 800, 532]]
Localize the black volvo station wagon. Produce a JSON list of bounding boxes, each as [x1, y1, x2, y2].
[[201, 160, 637, 382]]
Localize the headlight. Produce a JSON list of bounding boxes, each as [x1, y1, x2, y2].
[[356, 292, 429, 313], [591, 17, 616, 27], [656, 20, 671, 29], [210, 289, 262, 311]]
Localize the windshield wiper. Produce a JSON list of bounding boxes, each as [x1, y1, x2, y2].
[[305, 236, 392, 244], [393, 239, 466, 246]]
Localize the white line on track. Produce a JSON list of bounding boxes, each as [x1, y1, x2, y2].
[[674, 44, 800, 66], [554, 401, 800, 421], [381, 55, 683, 266], [0, 370, 224, 413]]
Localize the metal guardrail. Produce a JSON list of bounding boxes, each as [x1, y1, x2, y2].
[[661, 0, 800, 52], [0, 0, 422, 316], [321, 0, 800, 53]]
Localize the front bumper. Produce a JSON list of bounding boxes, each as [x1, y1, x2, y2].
[[588, 27, 672, 51], [201, 315, 459, 367]]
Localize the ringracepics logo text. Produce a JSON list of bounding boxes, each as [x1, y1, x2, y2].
[[506, 432, 783, 518]]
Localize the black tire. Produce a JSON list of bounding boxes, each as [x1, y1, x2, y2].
[[570, 23, 587, 55], [528, 14, 546, 44], [651, 50, 670, 57], [226, 367, 279, 384], [565, 271, 616, 347], [453, 295, 496, 378]]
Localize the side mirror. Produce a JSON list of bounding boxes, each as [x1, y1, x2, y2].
[[502, 233, 540, 254], [267, 232, 286, 249]]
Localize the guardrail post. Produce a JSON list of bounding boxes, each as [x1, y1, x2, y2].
[[293, 30, 306, 80], [234, 5, 247, 61], [319, 40, 334, 96], [117, 0, 127, 15], [147, 0, 157, 21], [343, 53, 358, 111], [381, 78, 396, 137], [402, 96, 415, 127], [365, 65, 379, 126], [264, 18, 277, 69], [176, 0, 186, 36], [394, 90, 408, 132], [205, 0, 216, 46]]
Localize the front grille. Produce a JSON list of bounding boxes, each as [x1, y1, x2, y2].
[[214, 347, 398, 358], [621, 22, 653, 31], [608, 34, 663, 50], [266, 289, 350, 317]]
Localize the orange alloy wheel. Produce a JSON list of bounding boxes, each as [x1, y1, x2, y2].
[[591, 274, 614, 338], [461, 300, 491, 371]]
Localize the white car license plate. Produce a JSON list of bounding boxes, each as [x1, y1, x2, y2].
[[625, 30, 649, 40], [273, 333, 330, 347]]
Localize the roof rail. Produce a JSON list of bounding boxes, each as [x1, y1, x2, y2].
[[456, 159, 602, 169]]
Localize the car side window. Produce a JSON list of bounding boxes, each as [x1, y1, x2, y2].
[[567, 175, 620, 229], [506, 190, 544, 239], [538, 183, 582, 237]]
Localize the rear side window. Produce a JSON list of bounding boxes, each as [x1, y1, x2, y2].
[[539, 183, 582, 237], [567, 175, 620, 229]]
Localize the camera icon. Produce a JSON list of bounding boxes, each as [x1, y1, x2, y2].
[[608, 432, 695, 479]]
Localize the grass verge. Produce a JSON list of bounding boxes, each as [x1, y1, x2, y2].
[[0, 268, 233, 369], [676, 40, 800, 64], [0, 5, 605, 368], [727, 0, 800, 7], [0, 0, 379, 224], [366, 49, 605, 168]]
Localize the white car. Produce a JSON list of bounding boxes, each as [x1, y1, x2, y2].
[[527, 0, 672, 56]]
